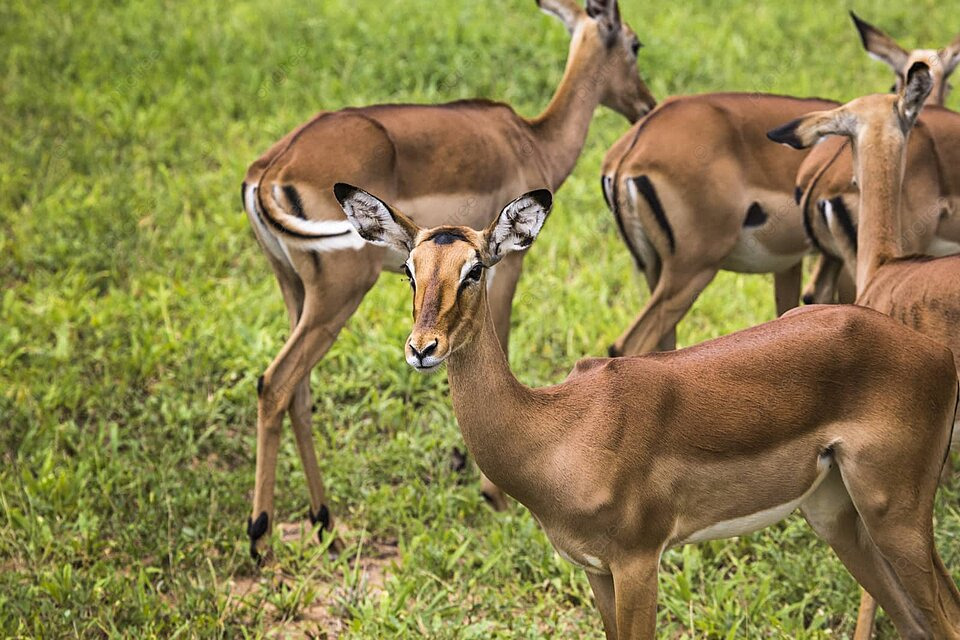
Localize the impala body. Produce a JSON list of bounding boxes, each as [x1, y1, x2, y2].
[[241, 0, 655, 560], [770, 61, 960, 640], [602, 93, 836, 355], [335, 183, 960, 640], [798, 12, 960, 305]]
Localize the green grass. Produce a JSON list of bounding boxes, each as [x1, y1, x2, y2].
[[2, 0, 959, 637]]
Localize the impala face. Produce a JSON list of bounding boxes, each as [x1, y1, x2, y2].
[[334, 184, 553, 371], [539, 0, 656, 122]]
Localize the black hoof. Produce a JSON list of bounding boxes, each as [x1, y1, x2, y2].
[[802, 294, 814, 305], [607, 344, 621, 358], [247, 511, 268, 564], [309, 504, 332, 543]]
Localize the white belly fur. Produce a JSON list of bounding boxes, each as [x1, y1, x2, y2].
[[679, 454, 833, 545], [722, 227, 806, 274]]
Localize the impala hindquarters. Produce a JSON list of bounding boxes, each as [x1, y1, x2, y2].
[[603, 93, 836, 356]]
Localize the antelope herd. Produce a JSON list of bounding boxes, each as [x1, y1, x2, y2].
[[242, 1, 960, 637]]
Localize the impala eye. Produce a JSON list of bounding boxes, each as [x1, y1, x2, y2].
[[403, 264, 415, 288], [466, 264, 483, 281], [631, 40, 641, 56]]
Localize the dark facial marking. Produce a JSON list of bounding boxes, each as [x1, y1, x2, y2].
[[282, 185, 308, 219], [743, 202, 768, 227], [634, 175, 676, 253], [257, 375, 264, 397], [431, 231, 468, 245]]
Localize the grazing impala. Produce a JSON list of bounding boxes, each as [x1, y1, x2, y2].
[[334, 182, 960, 640], [241, 0, 655, 561], [769, 61, 960, 640], [797, 12, 960, 304]]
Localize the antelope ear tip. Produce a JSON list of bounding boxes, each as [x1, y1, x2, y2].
[[529, 189, 553, 211], [332, 182, 357, 203]]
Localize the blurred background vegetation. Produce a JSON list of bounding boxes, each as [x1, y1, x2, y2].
[[1, 0, 958, 637]]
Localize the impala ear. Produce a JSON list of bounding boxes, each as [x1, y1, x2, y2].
[[943, 33, 960, 76], [585, 0, 621, 44], [767, 108, 857, 149], [898, 62, 933, 126], [850, 11, 909, 73], [483, 190, 553, 265], [333, 183, 419, 254], [536, 0, 584, 35]]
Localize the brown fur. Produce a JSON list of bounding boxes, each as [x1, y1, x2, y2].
[[799, 14, 960, 306], [770, 63, 960, 640], [602, 93, 837, 355], [241, 0, 655, 559], [338, 184, 960, 640]]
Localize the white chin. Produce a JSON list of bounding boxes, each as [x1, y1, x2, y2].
[[406, 357, 444, 373]]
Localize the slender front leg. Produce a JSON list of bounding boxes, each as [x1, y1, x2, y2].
[[612, 550, 662, 640], [587, 572, 618, 640], [773, 261, 803, 316], [853, 590, 878, 640]]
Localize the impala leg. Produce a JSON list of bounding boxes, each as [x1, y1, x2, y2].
[[837, 447, 960, 638], [853, 590, 879, 640], [611, 550, 661, 640], [249, 249, 380, 562], [642, 266, 675, 352], [800, 466, 927, 638], [474, 250, 525, 511], [773, 261, 803, 316], [288, 376, 342, 554], [610, 267, 718, 357], [802, 254, 842, 305], [587, 572, 617, 640]]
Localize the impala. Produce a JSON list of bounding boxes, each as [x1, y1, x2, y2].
[[601, 92, 835, 355], [335, 182, 960, 639], [769, 61, 960, 640], [797, 12, 960, 305], [241, 0, 655, 560]]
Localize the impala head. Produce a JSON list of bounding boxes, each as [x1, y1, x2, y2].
[[767, 62, 933, 156], [538, 0, 656, 121], [851, 11, 960, 106], [334, 184, 552, 372]]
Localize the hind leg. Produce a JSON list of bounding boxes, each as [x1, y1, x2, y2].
[[801, 466, 929, 638], [804, 254, 845, 305], [610, 265, 718, 356], [249, 247, 381, 562], [836, 447, 960, 638]]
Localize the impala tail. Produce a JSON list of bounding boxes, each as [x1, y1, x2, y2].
[[242, 179, 365, 256]]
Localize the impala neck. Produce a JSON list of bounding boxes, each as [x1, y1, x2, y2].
[[446, 292, 553, 508], [854, 134, 907, 294], [530, 28, 607, 190]]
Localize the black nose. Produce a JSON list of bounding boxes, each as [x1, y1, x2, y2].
[[410, 340, 438, 361]]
